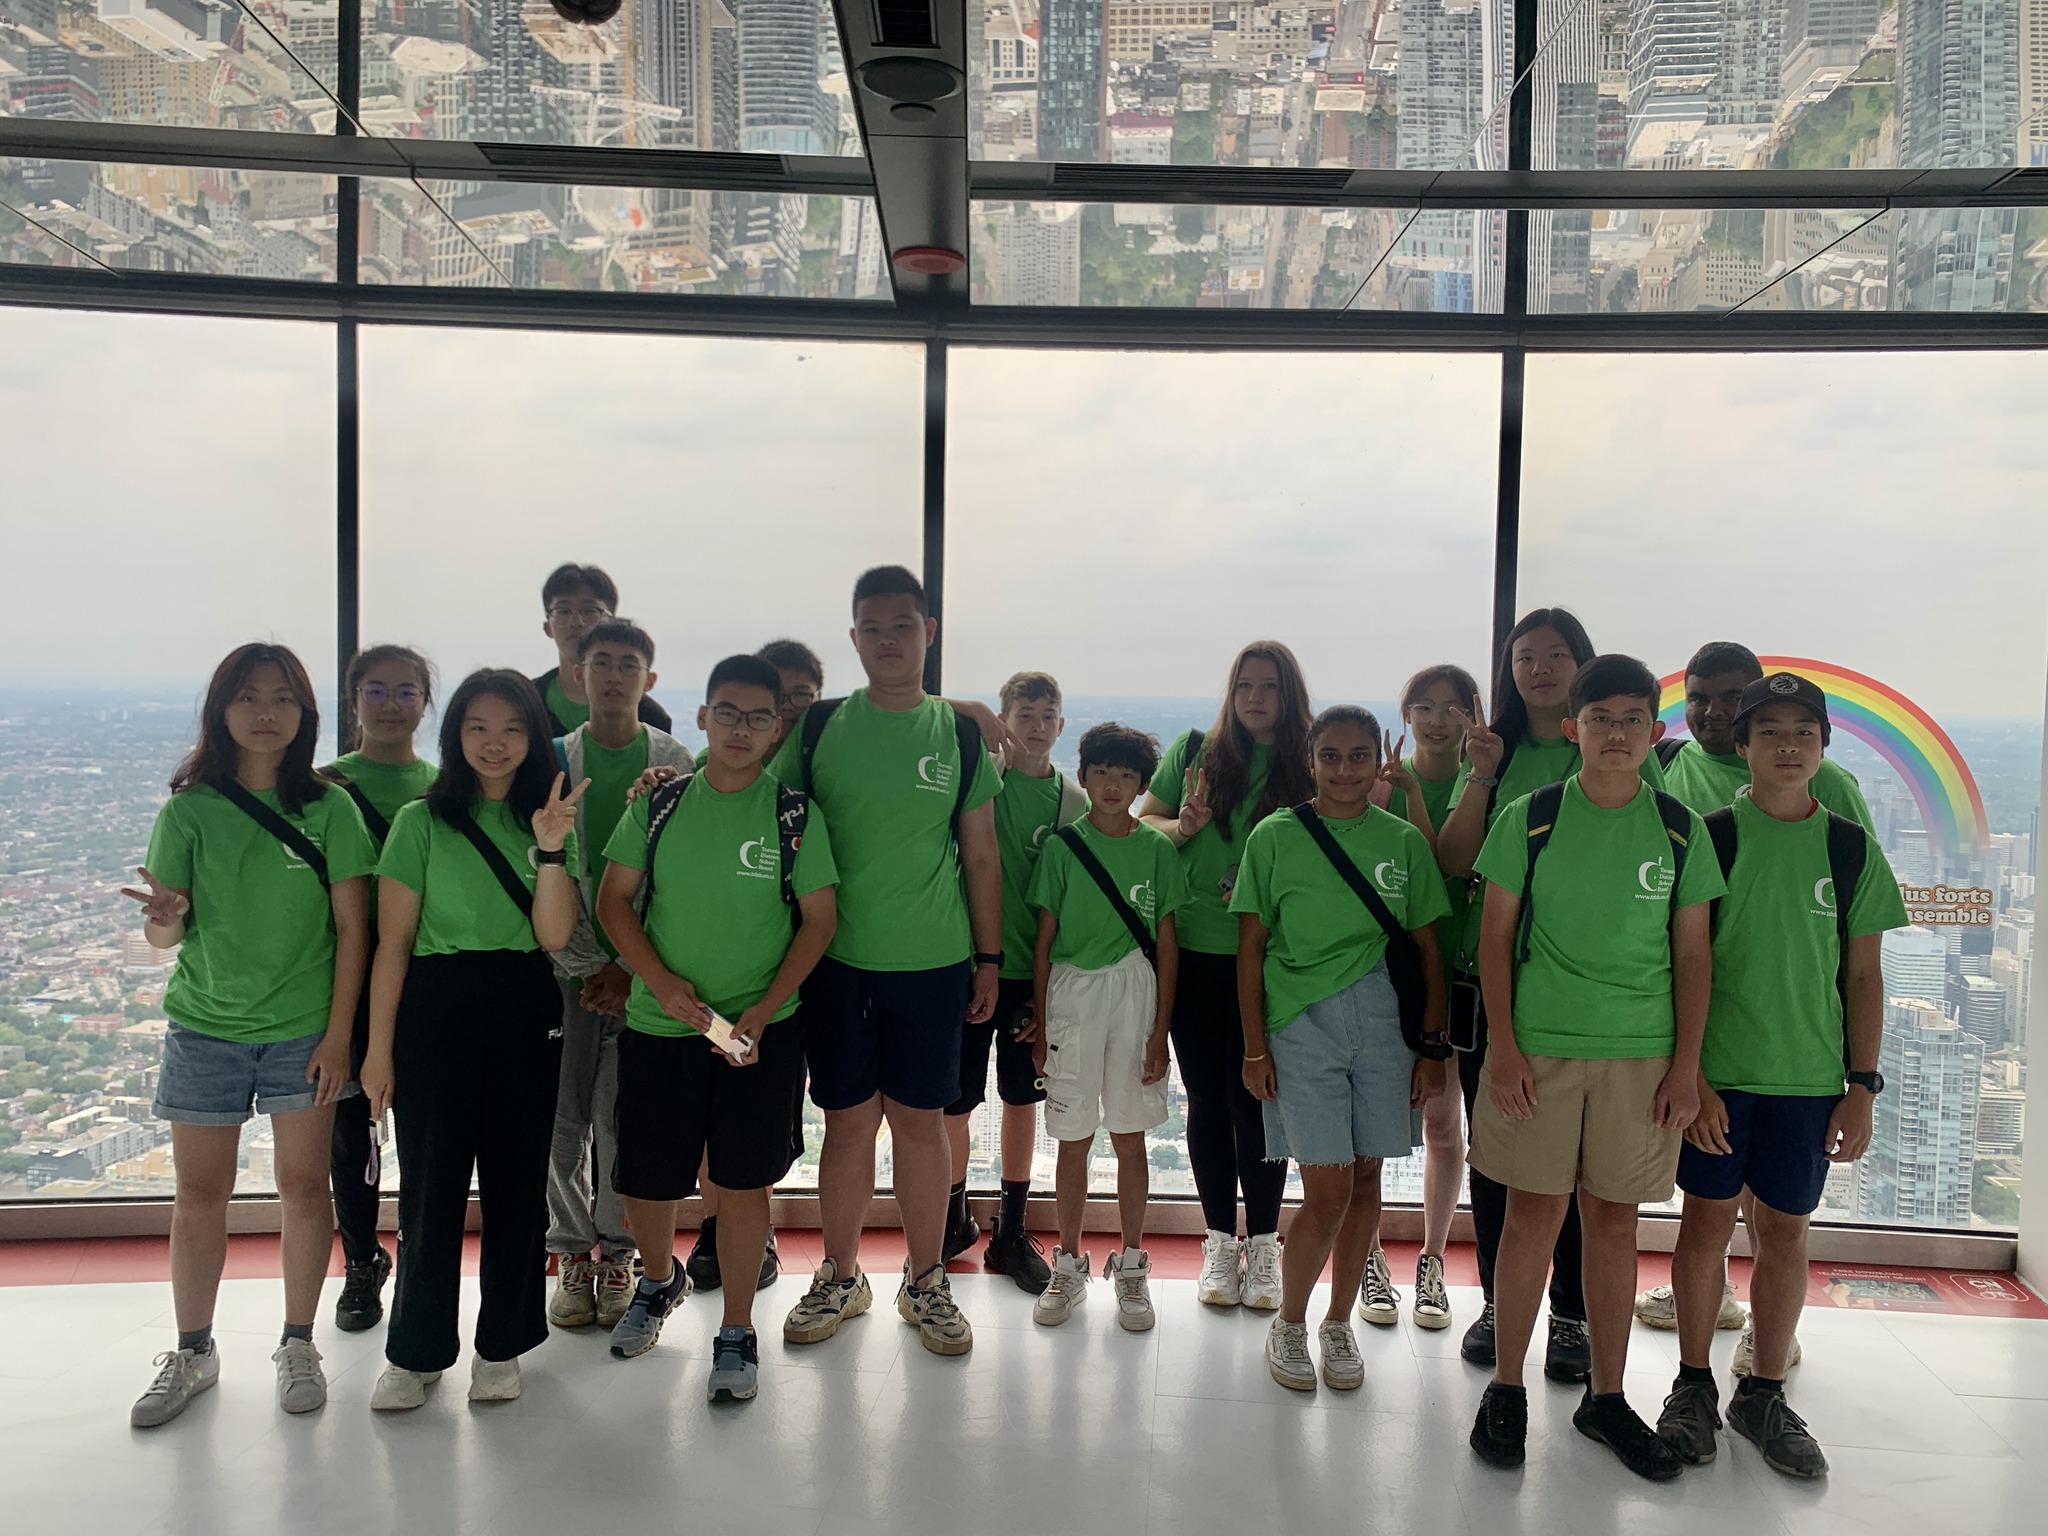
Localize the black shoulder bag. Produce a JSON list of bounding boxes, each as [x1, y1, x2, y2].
[[443, 807, 536, 919]]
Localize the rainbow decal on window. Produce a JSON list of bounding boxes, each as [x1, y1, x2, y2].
[[1657, 657, 1990, 858]]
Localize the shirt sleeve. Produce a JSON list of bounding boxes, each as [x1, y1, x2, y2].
[[376, 802, 431, 895], [144, 797, 195, 893], [1025, 836, 1066, 915], [1152, 732, 1189, 815], [767, 723, 803, 787], [603, 793, 653, 871], [317, 786, 379, 883], [1471, 794, 1530, 894], [1673, 807, 1728, 907], [791, 807, 838, 897], [1227, 819, 1275, 921], [1846, 835, 1910, 938], [961, 732, 1002, 815], [1398, 821, 1453, 929], [1154, 834, 1191, 917]]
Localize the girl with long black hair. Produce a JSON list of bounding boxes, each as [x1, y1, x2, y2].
[[360, 669, 586, 1411]]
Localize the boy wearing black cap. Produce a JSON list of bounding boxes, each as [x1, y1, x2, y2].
[[1653, 673, 1907, 1481]]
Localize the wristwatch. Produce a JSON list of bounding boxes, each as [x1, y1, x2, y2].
[[534, 848, 569, 866], [972, 951, 1003, 968], [1417, 1031, 1454, 1063], [1846, 1070, 1885, 1095]]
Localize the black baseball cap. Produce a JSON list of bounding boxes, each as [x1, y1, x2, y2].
[[1733, 671, 1832, 745]]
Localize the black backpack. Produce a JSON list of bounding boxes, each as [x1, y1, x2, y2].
[[799, 697, 982, 846], [642, 770, 811, 931], [1515, 780, 1694, 966], [1654, 738, 1687, 770]]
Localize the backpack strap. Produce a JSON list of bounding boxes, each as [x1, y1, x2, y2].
[[1053, 769, 1091, 831], [217, 782, 330, 890], [1053, 826, 1156, 967], [776, 783, 811, 931], [798, 697, 847, 799], [1654, 737, 1687, 769], [1703, 804, 1738, 934], [950, 707, 982, 842], [1652, 790, 1692, 890], [443, 806, 535, 919], [320, 768, 391, 844], [1513, 780, 1566, 965], [1289, 804, 1436, 1052], [553, 735, 571, 779], [1825, 811, 1869, 1071], [640, 771, 695, 902]]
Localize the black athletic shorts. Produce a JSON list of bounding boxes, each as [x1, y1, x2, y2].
[[801, 954, 968, 1113], [612, 1020, 805, 1200], [948, 976, 1046, 1115]]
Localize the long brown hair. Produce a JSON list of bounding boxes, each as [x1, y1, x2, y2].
[[171, 643, 325, 814], [1201, 640, 1314, 843]]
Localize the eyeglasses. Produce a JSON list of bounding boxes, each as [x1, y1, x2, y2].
[[784, 686, 819, 710], [358, 684, 424, 708], [547, 604, 612, 625], [582, 655, 644, 677], [1578, 711, 1654, 736], [710, 702, 780, 733]]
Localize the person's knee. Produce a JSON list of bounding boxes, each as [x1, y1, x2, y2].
[[824, 1099, 883, 1139], [276, 1163, 333, 1209], [881, 1100, 942, 1137], [1677, 1194, 1742, 1248], [175, 1172, 237, 1211], [1748, 1200, 1811, 1256]]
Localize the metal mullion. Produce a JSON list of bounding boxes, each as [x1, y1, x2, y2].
[[337, 316, 360, 742], [921, 339, 948, 694], [1493, 350, 1526, 666]]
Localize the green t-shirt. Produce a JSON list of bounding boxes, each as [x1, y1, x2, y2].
[[576, 728, 650, 956], [1152, 730, 1278, 956], [378, 797, 576, 957], [1445, 733, 1579, 975], [325, 753, 437, 922], [1389, 760, 1467, 966], [1660, 740, 1875, 828], [767, 691, 999, 971], [994, 767, 1069, 978], [1027, 818, 1188, 971], [145, 783, 378, 1044], [1703, 793, 1908, 1095], [1473, 776, 1726, 1059], [545, 675, 590, 733], [1230, 805, 1451, 1032], [604, 772, 838, 1037]]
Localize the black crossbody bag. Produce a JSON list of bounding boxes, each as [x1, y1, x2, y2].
[[443, 807, 536, 919]]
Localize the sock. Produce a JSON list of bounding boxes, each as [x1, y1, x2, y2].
[[999, 1179, 1029, 1233], [1678, 1362, 1716, 1388], [640, 1270, 685, 1301], [177, 1327, 213, 1355], [1737, 1374, 1785, 1398], [279, 1322, 313, 1346], [948, 1180, 969, 1229]]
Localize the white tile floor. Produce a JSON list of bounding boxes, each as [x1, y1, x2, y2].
[[3, 1273, 2042, 1536]]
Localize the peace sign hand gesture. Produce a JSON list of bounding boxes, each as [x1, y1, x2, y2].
[[120, 867, 190, 926], [1377, 732, 1416, 794], [532, 773, 590, 854], [1448, 694, 1504, 779], [1178, 766, 1214, 841]]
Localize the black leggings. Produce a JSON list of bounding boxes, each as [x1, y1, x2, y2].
[[1455, 979, 1584, 1321], [1170, 948, 1286, 1238], [387, 949, 562, 1373]]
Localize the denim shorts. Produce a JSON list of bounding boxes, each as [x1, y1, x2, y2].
[[1261, 964, 1422, 1166], [153, 1021, 355, 1125]]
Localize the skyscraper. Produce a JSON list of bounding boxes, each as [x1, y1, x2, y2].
[[1710, 0, 1785, 124], [1857, 998, 1983, 1226], [1625, 0, 1724, 150], [1882, 926, 1950, 1008], [1396, 0, 1484, 311], [1532, 2, 1597, 311], [734, 0, 833, 154], [1039, 0, 1107, 160]]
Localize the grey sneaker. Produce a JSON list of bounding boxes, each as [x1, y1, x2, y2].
[[783, 1259, 874, 1345], [708, 1324, 760, 1403], [1727, 1385, 1828, 1479], [1731, 1323, 1803, 1377], [1655, 1377, 1722, 1464], [1413, 1253, 1452, 1331], [1267, 1317, 1316, 1392], [548, 1253, 597, 1328], [1637, 1279, 1747, 1331], [272, 1337, 327, 1414], [131, 1346, 220, 1428], [1359, 1247, 1400, 1326], [609, 1272, 690, 1359], [897, 1262, 974, 1356]]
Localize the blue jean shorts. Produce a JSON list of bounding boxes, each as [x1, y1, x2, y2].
[[153, 1021, 353, 1125], [1262, 964, 1422, 1166]]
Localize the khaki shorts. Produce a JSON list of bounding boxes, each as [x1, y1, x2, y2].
[[1468, 1053, 1680, 1205]]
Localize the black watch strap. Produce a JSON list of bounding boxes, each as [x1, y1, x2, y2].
[[972, 951, 1002, 968], [534, 847, 569, 866], [1847, 1070, 1884, 1094]]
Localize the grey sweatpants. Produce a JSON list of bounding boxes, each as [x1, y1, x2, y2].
[[545, 979, 631, 1257]]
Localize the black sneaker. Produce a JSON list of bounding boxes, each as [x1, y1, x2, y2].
[[1544, 1314, 1591, 1383], [942, 1211, 982, 1263], [983, 1221, 1053, 1294], [685, 1217, 722, 1293], [1574, 1390, 1686, 1481], [334, 1246, 392, 1333], [1469, 1382, 1527, 1467], [1727, 1384, 1829, 1479], [1460, 1300, 1497, 1367], [756, 1227, 782, 1290], [1655, 1377, 1722, 1465]]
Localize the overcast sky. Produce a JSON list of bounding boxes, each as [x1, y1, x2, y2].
[[2, 308, 2043, 729]]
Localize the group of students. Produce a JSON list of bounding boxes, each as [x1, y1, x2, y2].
[[120, 567, 1902, 1487]]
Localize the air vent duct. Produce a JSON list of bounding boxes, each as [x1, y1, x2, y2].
[[871, 0, 938, 48]]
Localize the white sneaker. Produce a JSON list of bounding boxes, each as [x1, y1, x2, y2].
[[370, 1364, 441, 1412], [1636, 1278, 1747, 1331], [783, 1259, 874, 1345], [468, 1355, 521, 1402], [1318, 1318, 1365, 1391], [592, 1252, 636, 1329], [1731, 1323, 1803, 1378], [1412, 1253, 1452, 1331], [1033, 1248, 1091, 1327], [130, 1345, 220, 1428], [1197, 1229, 1243, 1308], [1106, 1248, 1155, 1333], [897, 1262, 974, 1357], [1242, 1233, 1282, 1312], [548, 1253, 597, 1328], [1358, 1247, 1400, 1327], [1266, 1317, 1315, 1392], [272, 1337, 326, 1414]]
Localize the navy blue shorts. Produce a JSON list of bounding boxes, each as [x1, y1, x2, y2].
[[801, 955, 969, 1113], [1676, 1089, 1841, 1217], [948, 976, 1046, 1115]]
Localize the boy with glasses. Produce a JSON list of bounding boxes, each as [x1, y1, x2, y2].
[[531, 563, 672, 736]]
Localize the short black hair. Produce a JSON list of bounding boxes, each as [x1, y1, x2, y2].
[[1078, 721, 1160, 785], [706, 653, 783, 706], [1567, 654, 1662, 716], [1308, 704, 1383, 753], [1685, 641, 1762, 684], [757, 638, 823, 686], [852, 564, 927, 619], [541, 562, 619, 612], [577, 618, 654, 664], [548, 0, 622, 22]]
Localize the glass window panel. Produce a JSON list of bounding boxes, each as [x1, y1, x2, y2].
[[1521, 350, 2046, 1231], [970, 198, 1504, 310], [973, 0, 1510, 170], [0, 306, 335, 1200], [2, 157, 340, 278], [0, 0, 341, 132], [946, 345, 1500, 1194], [359, 0, 863, 155], [358, 177, 884, 297]]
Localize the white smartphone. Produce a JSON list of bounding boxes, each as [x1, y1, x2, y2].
[[701, 1007, 753, 1064]]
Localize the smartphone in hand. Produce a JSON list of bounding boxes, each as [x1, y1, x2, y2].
[[701, 1007, 753, 1065]]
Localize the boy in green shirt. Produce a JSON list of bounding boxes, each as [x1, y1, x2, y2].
[[595, 655, 838, 1403], [544, 620, 695, 1332], [530, 561, 672, 736], [1026, 723, 1185, 1333], [1654, 674, 1906, 1481], [1466, 654, 1725, 1481], [943, 670, 1087, 1294]]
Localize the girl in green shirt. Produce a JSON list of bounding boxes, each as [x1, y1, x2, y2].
[[320, 644, 437, 1334], [1137, 640, 1314, 1312], [124, 644, 375, 1429], [361, 669, 587, 1412]]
